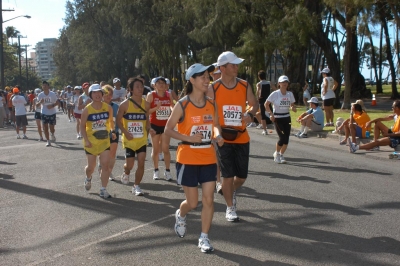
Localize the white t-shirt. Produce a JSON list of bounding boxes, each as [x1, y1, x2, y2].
[[112, 87, 126, 104], [12, 95, 27, 116], [37, 91, 58, 115], [321, 77, 335, 100], [266, 90, 295, 118], [73, 95, 82, 114], [64, 91, 73, 102]]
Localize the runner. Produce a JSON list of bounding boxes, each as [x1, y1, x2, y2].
[[72, 86, 83, 139], [112, 77, 126, 105], [207, 51, 259, 222], [11, 87, 28, 139], [81, 84, 116, 199], [64, 85, 74, 122], [6, 86, 16, 125], [102, 85, 119, 181], [117, 77, 151, 196], [165, 63, 223, 253], [37, 81, 58, 147], [265, 75, 297, 163], [33, 88, 44, 141], [146, 76, 174, 181]]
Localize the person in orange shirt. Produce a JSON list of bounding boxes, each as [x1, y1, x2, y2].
[[165, 63, 223, 253], [341, 103, 371, 146], [349, 100, 400, 152], [207, 51, 258, 222]]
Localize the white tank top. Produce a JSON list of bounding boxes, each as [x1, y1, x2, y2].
[[321, 77, 335, 100], [73, 95, 82, 114], [266, 90, 295, 118]]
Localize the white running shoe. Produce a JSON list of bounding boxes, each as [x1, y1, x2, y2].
[[280, 154, 287, 164], [174, 209, 187, 238], [246, 122, 257, 128], [132, 185, 144, 196], [164, 171, 172, 181], [121, 173, 130, 185], [273, 151, 281, 164], [22, 134, 28, 139], [226, 206, 239, 222], [46, 141, 51, 147], [109, 173, 115, 181], [198, 237, 214, 253], [159, 153, 164, 161], [294, 131, 302, 137], [77, 134, 80, 139], [216, 182, 223, 195], [99, 188, 111, 198], [262, 130, 268, 135], [256, 124, 263, 129], [84, 177, 92, 191], [69, 119, 71, 122], [153, 170, 160, 180], [51, 134, 56, 143], [16, 135, 20, 139], [348, 138, 359, 153]]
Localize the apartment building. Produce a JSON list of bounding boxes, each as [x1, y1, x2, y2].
[[34, 38, 57, 80]]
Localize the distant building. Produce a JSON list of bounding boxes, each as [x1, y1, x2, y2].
[[28, 52, 37, 72], [34, 38, 57, 80]]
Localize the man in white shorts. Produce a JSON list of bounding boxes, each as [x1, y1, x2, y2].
[[38, 81, 58, 147]]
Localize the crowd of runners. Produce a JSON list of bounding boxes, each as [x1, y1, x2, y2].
[[3, 50, 399, 254]]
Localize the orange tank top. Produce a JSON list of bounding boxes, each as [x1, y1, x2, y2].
[[212, 78, 250, 144], [176, 96, 217, 165]]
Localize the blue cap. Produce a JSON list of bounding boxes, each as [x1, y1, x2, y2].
[[185, 63, 215, 80]]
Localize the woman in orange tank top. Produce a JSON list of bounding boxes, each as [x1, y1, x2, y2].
[[165, 63, 224, 253]]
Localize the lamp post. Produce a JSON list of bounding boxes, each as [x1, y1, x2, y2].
[[17, 35, 27, 86], [0, 13, 31, 89]]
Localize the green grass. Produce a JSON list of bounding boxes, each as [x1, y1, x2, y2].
[[366, 84, 400, 96], [291, 107, 394, 137]]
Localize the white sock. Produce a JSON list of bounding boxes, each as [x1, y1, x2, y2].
[[100, 187, 105, 190], [303, 127, 309, 134], [300, 125, 305, 133], [200, 232, 208, 239]]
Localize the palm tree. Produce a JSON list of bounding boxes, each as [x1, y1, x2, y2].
[[5, 26, 20, 45]]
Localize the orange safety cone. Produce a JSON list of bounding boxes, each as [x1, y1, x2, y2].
[[371, 94, 377, 106]]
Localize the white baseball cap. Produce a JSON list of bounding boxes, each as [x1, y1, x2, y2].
[[212, 63, 221, 74], [150, 78, 156, 85], [89, 84, 102, 93], [34, 88, 41, 94], [185, 63, 215, 80], [165, 78, 170, 85], [113, 77, 120, 84], [217, 51, 244, 66], [307, 97, 319, 104], [321, 68, 330, 74], [278, 75, 290, 83], [153, 76, 166, 84]]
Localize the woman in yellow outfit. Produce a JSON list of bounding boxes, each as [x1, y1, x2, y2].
[[81, 84, 116, 199]]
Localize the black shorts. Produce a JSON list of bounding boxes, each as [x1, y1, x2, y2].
[[151, 124, 165, 135], [125, 145, 147, 158], [15, 115, 28, 127], [110, 132, 120, 144], [389, 137, 400, 148], [176, 163, 217, 187], [217, 142, 250, 179], [41, 114, 57, 125], [85, 146, 110, 155], [323, 98, 334, 107], [34, 112, 41, 120]]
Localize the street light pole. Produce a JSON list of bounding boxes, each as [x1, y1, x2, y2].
[[25, 44, 31, 91], [17, 35, 26, 87]]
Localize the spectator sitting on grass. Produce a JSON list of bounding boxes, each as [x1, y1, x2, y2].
[[295, 97, 324, 138], [337, 103, 371, 145], [350, 100, 400, 152]]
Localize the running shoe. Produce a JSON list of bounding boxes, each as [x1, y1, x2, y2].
[[99, 188, 111, 198], [132, 185, 144, 196], [164, 171, 172, 181], [198, 237, 214, 253], [109, 173, 115, 181], [294, 131, 302, 137], [348, 138, 359, 153], [226, 206, 239, 222], [46, 141, 51, 147], [159, 153, 164, 161], [16, 135, 20, 139], [22, 135, 28, 139], [216, 182, 223, 195], [153, 170, 160, 180], [246, 122, 257, 128], [174, 209, 187, 238], [121, 173, 130, 185], [256, 124, 263, 129], [51, 135, 56, 143], [368, 146, 380, 151], [262, 130, 268, 135], [77, 134, 80, 139], [38, 138, 44, 142], [273, 151, 281, 164], [84, 177, 92, 191], [233, 190, 237, 209], [280, 154, 287, 164], [69, 119, 71, 122], [299, 133, 308, 138]]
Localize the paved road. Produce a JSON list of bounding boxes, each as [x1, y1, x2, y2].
[[0, 113, 399, 266]]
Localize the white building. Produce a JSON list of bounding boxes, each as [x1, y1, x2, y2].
[[34, 38, 57, 80]]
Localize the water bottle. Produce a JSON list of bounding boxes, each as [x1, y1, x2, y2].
[[365, 131, 370, 138]]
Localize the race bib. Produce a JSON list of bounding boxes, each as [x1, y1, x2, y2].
[[223, 105, 242, 126], [127, 122, 144, 138], [92, 119, 107, 131], [279, 97, 291, 108], [43, 97, 52, 106], [190, 124, 212, 149], [156, 106, 171, 120]]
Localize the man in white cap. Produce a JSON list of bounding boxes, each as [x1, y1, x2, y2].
[[207, 51, 259, 222], [112, 77, 126, 104], [295, 96, 324, 138]]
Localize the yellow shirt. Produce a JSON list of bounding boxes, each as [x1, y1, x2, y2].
[[122, 98, 148, 151], [84, 102, 111, 155]]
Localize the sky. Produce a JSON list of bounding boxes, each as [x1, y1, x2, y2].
[[2, 0, 66, 55]]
